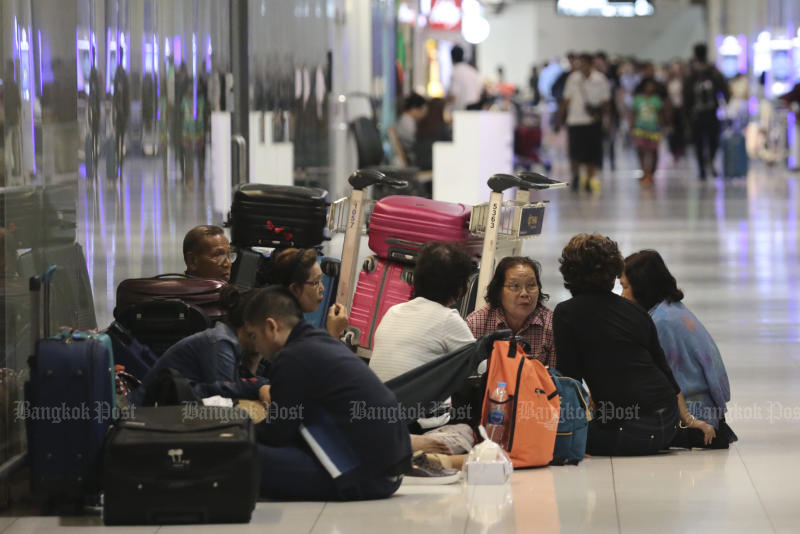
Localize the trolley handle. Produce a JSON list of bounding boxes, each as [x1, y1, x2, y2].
[[347, 169, 408, 191], [487, 173, 525, 193], [516, 171, 569, 190]]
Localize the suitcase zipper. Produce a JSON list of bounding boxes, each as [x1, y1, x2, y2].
[[506, 354, 526, 452], [366, 264, 391, 347]]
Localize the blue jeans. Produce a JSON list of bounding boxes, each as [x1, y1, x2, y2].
[[586, 400, 679, 456], [257, 443, 402, 501]]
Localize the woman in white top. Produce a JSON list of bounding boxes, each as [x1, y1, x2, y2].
[[370, 242, 477, 457], [370, 242, 476, 382]]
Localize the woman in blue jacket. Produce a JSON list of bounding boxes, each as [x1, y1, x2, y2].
[[621, 249, 736, 447]]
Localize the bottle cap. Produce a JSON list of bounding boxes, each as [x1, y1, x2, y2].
[[498, 382, 506, 387]]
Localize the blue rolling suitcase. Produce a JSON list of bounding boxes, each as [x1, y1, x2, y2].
[[303, 256, 340, 330], [722, 130, 748, 179], [24, 266, 116, 508]]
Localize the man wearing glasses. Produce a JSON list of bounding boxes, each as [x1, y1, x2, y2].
[[183, 225, 236, 281]]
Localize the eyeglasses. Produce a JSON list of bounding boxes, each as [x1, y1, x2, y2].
[[210, 251, 237, 264], [504, 282, 538, 294], [304, 278, 324, 289]]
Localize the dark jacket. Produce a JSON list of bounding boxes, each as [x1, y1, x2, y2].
[[129, 322, 267, 405], [261, 321, 412, 479], [553, 291, 681, 417]]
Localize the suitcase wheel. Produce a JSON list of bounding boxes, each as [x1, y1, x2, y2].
[[401, 268, 414, 285], [321, 259, 340, 278], [362, 256, 377, 273]]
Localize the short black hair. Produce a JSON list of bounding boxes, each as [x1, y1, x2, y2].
[[183, 225, 225, 259], [693, 43, 708, 63], [269, 248, 318, 287], [243, 285, 303, 328], [404, 92, 426, 111], [579, 53, 594, 64], [623, 250, 684, 310], [451, 45, 465, 64], [485, 256, 548, 309], [413, 242, 473, 306], [559, 233, 624, 295]]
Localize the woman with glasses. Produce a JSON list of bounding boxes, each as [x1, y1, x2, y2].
[[269, 248, 349, 339], [466, 256, 556, 368]]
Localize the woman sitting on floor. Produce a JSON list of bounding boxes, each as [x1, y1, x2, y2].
[[553, 233, 716, 456], [466, 256, 556, 368], [621, 249, 736, 448]]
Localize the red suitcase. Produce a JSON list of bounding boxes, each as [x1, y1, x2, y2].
[[367, 196, 482, 263], [346, 256, 414, 356]]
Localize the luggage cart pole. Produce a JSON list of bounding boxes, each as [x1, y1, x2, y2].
[[475, 174, 523, 311], [336, 187, 367, 311], [335, 170, 407, 311]]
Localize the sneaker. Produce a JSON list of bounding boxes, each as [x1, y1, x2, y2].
[[403, 451, 461, 485], [589, 177, 602, 193]]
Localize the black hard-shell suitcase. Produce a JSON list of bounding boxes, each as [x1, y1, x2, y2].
[[229, 184, 329, 248], [103, 405, 260, 525]]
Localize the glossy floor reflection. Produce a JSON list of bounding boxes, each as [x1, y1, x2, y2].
[[4, 151, 799, 533]]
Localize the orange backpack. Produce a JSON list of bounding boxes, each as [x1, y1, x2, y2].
[[481, 340, 560, 468]]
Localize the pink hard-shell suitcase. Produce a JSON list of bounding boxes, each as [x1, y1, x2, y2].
[[346, 256, 414, 355], [367, 196, 482, 263]]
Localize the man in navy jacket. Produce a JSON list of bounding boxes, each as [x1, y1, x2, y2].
[[245, 286, 412, 501]]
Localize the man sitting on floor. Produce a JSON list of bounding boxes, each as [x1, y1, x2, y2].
[[245, 286, 412, 500], [183, 224, 235, 281]]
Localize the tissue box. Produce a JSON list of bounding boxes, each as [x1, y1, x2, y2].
[[465, 460, 513, 485]]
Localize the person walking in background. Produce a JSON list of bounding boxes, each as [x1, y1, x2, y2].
[[3, 60, 22, 179], [631, 79, 665, 186], [447, 45, 482, 112], [684, 44, 730, 180], [561, 53, 610, 193], [666, 62, 687, 161], [88, 60, 101, 169], [529, 65, 541, 106], [112, 50, 130, 175]]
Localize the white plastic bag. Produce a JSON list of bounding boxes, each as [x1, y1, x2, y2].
[[463, 426, 513, 485]]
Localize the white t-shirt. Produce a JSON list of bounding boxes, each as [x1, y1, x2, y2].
[[564, 70, 611, 126], [449, 63, 483, 111], [369, 297, 476, 382]]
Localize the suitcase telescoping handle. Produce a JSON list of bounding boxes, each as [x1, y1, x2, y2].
[[336, 170, 408, 312], [29, 265, 57, 346]]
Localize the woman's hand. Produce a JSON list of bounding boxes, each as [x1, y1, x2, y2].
[[327, 303, 349, 338], [689, 417, 716, 445]]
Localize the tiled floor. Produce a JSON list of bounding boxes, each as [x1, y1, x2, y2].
[[3, 148, 800, 532]]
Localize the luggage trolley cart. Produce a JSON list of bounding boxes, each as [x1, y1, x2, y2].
[[469, 173, 565, 313], [330, 169, 407, 313]]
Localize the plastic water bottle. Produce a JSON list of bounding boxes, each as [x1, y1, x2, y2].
[[484, 382, 511, 449]]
